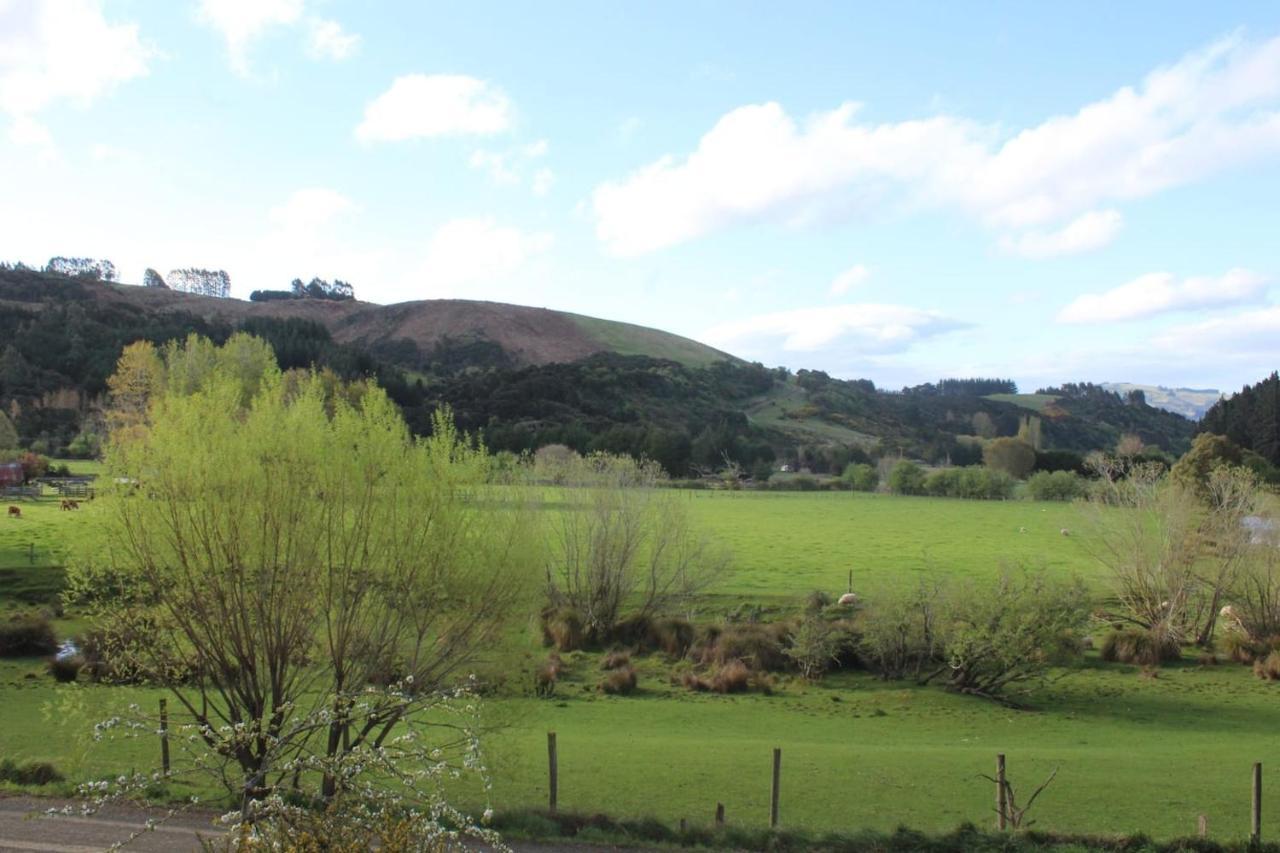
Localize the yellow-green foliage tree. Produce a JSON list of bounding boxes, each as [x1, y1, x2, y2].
[[983, 437, 1036, 479], [74, 335, 539, 817]]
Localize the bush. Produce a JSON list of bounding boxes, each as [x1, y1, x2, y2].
[[858, 583, 943, 680], [1220, 631, 1265, 664], [783, 616, 844, 681], [983, 438, 1036, 479], [1026, 470, 1087, 501], [541, 608, 585, 652], [534, 655, 562, 698], [651, 617, 694, 657], [1099, 628, 1182, 666], [924, 466, 1016, 500], [1255, 650, 1280, 681], [887, 460, 927, 495], [599, 664, 638, 695], [0, 616, 57, 657], [47, 655, 83, 683], [841, 463, 879, 492]]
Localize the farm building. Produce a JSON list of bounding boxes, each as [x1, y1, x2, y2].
[[0, 462, 22, 487]]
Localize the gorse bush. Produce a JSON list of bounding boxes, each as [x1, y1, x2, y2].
[[0, 615, 57, 657]]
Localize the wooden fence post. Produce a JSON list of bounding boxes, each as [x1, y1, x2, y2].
[[159, 698, 170, 776], [1252, 762, 1262, 843], [547, 732, 558, 815], [715, 802, 725, 826], [996, 754, 1008, 831], [770, 747, 781, 828]]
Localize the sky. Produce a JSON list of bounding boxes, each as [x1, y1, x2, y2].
[[3, 2, 1280, 393]]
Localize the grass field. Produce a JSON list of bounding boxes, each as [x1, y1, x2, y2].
[[2, 489, 1277, 842], [986, 393, 1061, 413]]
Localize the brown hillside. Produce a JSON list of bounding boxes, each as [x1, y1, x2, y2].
[[69, 284, 734, 368]]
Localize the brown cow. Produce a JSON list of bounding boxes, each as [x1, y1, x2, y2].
[[6, 506, 20, 519], [60, 499, 79, 511]]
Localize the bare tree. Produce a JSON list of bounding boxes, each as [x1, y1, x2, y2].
[[544, 453, 728, 642]]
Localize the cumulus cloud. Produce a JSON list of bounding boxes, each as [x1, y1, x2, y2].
[[593, 35, 1280, 255], [197, 0, 303, 75], [1057, 268, 1268, 324], [419, 218, 552, 297], [829, 264, 870, 295], [1153, 305, 1280, 354], [999, 210, 1124, 259], [0, 0, 153, 144], [468, 140, 549, 189], [306, 19, 360, 60], [701, 303, 965, 358], [357, 75, 512, 143]]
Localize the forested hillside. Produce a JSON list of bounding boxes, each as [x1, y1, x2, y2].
[[0, 265, 1196, 473], [1199, 372, 1280, 466]]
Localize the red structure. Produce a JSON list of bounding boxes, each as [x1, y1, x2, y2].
[[0, 462, 23, 487]]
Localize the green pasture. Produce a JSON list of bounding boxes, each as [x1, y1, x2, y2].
[[3, 488, 1279, 842], [682, 491, 1091, 599], [985, 393, 1061, 413]]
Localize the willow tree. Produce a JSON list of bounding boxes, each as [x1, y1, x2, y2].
[[72, 335, 538, 818]]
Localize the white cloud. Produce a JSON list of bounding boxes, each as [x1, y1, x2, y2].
[[1057, 267, 1268, 324], [1153, 305, 1280, 354], [999, 209, 1124, 259], [829, 263, 870, 295], [594, 35, 1280, 255], [268, 187, 354, 233], [419, 218, 553, 297], [0, 0, 152, 143], [531, 167, 555, 197], [356, 75, 512, 143], [701, 303, 964, 356], [468, 139, 551, 192], [306, 18, 359, 61], [197, 0, 303, 75]]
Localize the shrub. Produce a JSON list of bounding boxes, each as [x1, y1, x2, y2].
[[599, 665, 638, 695], [1099, 628, 1182, 666], [983, 438, 1036, 479], [783, 616, 843, 681], [924, 466, 1016, 500], [609, 614, 655, 647], [541, 608, 585, 652], [1255, 651, 1280, 681], [0, 616, 57, 657], [601, 650, 631, 670], [1026, 470, 1087, 501], [47, 655, 83, 683], [887, 460, 927, 495], [858, 583, 943, 680], [804, 590, 832, 613], [0, 759, 64, 786], [841, 463, 879, 492]]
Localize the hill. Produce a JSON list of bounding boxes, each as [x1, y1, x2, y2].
[[0, 265, 1196, 474], [1100, 382, 1222, 420]]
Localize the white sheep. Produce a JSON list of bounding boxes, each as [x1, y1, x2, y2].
[[1220, 605, 1244, 632], [1060, 528, 1071, 537], [838, 592, 859, 606], [1018, 526, 1028, 534]]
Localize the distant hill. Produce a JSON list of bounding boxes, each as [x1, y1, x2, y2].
[[1101, 382, 1222, 420], [0, 266, 1196, 474]]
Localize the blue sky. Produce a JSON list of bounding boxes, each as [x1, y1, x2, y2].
[[3, 1, 1280, 393]]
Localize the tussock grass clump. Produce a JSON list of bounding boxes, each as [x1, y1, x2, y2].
[[1099, 628, 1181, 666], [710, 659, 751, 693], [601, 649, 631, 670], [1219, 631, 1264, 664], [1255, 650, 1280, 681], [0, 615, 57, 658], [651, 617, 695, 657], [0, 759, 64, 786], [692, 622, 791, 672], [541, 608, 585, 652], [534, 654, 562, 698], [599, 664, 638, 695], [47, 655, 82, 683]]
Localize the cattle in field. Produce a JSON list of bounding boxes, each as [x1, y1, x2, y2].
[[6, 506, 20, 519], [60, 499, 79, 511]]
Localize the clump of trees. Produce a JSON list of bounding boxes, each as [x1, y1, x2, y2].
[[925, 466, 1015, 500], [250, 277, 356, 302], [46, 257, 117, 281], [168, 268, 230, 298]]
